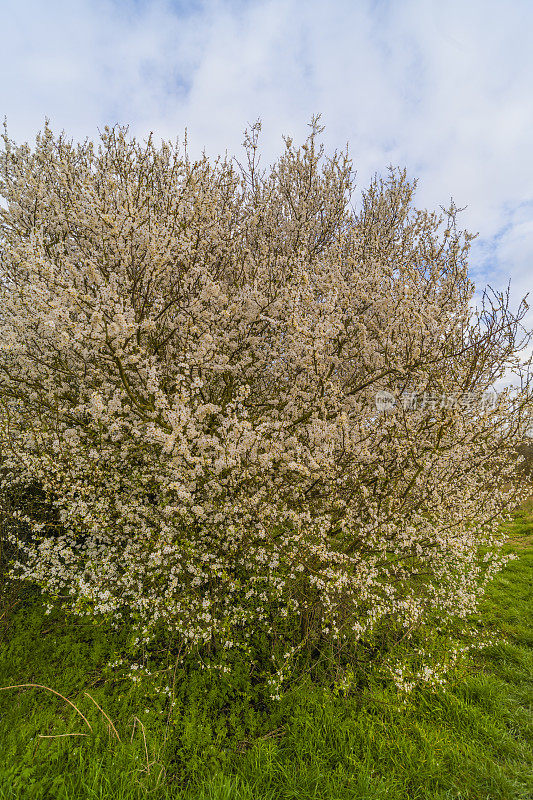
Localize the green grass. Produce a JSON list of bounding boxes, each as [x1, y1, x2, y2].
[[0, 512, 531, 799]]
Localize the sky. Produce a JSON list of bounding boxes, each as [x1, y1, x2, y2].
[[1, 0, 532, 389]]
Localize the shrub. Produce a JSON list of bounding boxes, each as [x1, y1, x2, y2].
[[0, 116, 531, 691]]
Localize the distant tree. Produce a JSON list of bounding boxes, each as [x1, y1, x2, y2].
[[516, 436, 533, 478], [0, 116, 532, 692]]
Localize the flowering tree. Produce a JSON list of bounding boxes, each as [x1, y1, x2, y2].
[[0, 116, 531, 691]]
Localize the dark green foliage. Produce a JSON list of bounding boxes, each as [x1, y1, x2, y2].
[[516, 438, 533, 478]]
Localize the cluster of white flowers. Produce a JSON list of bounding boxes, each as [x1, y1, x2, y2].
[[378, 624, 499, 695], [0, 117, 531, 692]]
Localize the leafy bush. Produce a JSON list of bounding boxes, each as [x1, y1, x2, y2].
[[0, 116, 531, 692]]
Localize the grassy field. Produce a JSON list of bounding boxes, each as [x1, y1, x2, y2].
[[0, 508, 531, 800]]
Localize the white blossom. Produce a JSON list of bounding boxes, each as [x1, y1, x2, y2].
[[0, 117, 531, 692]]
